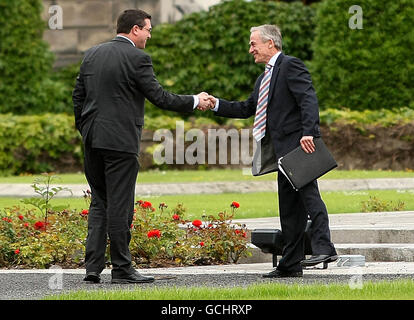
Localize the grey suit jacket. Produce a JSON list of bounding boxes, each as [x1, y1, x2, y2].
[[73, 36, 194, 154]]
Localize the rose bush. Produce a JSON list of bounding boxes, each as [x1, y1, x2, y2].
[[0, 179, 250, 268], [130, 201, 250, 267]]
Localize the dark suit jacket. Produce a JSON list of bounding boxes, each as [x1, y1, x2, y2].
[[215, 53, 321, 175], [73, 36, 194, 154]]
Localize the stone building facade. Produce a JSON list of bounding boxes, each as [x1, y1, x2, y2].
[[42, 0, 221, 67]]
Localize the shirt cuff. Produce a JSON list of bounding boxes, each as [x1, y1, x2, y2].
[[193, 95, 199, 109], [211, 98, 219, 112]]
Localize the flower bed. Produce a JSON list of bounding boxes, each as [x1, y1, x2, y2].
[[0, 175, 250, 269]]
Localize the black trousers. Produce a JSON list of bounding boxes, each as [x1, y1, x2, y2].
[[83, 144, 139, 277], [276, 173, 337, 272]]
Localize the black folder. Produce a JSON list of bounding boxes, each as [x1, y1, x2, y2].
[[278, 138, 337, 191]]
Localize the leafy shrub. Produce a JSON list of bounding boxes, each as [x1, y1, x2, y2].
[[311, 0, 414, 110], [361, 196, 405, 212], [0, 0, 69, 114], [130, 200, 249, 267], [0, 113, 82, 175], [0, 206, 87, 268]]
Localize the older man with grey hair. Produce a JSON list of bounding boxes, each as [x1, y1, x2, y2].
[[207, 24, 337, 277]]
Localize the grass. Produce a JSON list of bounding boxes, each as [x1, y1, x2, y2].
[[1, 169, 414, 184], [1, 189, 413, 220], [45, 280, 414, 300]]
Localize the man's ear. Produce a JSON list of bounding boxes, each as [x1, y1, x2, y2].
[[131, 25, 140, 36]]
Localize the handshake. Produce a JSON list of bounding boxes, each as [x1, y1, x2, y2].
[[196, 92, 217, 111]]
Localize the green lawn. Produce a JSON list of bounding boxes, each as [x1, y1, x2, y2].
[[45, 280, 414, 300], [1, 189, 413, 219], [1, 169, 414, 184]]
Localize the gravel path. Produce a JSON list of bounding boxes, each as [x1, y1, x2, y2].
[[1, 272, 413, 300]]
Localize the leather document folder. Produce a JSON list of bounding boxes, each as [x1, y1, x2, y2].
[[278, 138, 337, 191]]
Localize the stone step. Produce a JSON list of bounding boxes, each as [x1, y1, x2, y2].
[[246, 228, 414, 244], [240, 243, 414, 264], [331, 229, 414, 244]]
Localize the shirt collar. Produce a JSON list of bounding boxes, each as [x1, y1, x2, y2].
[[267, 51, 281, 68], [116, 35, 136, 47]]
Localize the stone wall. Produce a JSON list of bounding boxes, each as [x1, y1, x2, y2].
[[42, 0, 161, 67], [41, 0, 220, 68]]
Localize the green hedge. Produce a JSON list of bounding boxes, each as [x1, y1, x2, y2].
[[0, 113, 82, 175], [1, 108, 414, 175], [145, 0, 316, 121], [311, 0, 414, 110], [0, 0, 69, 114]]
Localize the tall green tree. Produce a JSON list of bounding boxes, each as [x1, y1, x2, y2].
[[0, 0, 65, 114], [311, 0, 414, 110]]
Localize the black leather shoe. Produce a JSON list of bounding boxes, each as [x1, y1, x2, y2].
[[111, 272, 155, 284], [262, 269, 303, 278], [83, 272, 101, 283], [300, 254, 338, 267]]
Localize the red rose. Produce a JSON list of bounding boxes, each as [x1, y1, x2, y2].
[[18, 215, 24, 220], [81, 209, 89, 216], [231, 201, 240, 208], [172, 214, 180, 220], [192, 220, 202, 228], [14, 249, 20, 254], [2, 217, 12, 223], [23, 223, 29, 228], [200, 242, 205, 247], [235, 229, 241, 235], [34, 221, 45, 230], [147, 229, 161, 238]]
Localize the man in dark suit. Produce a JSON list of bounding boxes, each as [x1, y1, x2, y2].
[[73, 9, 212, 284], [207, 25, 337, 277]]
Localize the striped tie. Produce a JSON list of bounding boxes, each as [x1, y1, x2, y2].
[[253, 64, 272, 141]]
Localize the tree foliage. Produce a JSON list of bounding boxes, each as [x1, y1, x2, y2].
[[311, 0, 414, 110], [0, 0, 68, 114], [145, 0, 316, 120]]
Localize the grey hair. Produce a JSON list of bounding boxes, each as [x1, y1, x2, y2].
[[250, 25, 282, 51]]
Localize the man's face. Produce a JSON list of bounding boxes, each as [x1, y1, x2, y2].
[[249, 31, 274, 64], [134, 18, 152, 49]]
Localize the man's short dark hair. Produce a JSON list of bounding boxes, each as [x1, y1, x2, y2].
[[116, 9, 151, 34]]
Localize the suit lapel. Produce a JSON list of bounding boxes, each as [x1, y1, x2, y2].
[[267, 53, 284, 103]]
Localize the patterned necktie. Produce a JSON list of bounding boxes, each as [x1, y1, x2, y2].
[[253, 63, 273, 141]]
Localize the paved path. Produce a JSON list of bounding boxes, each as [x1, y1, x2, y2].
[[1, 262, 414, 300], [0, 178, 413, 197]]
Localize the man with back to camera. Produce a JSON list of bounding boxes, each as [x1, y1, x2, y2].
[[73, 9, 213, 284], [205, 25, 337, 277]]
